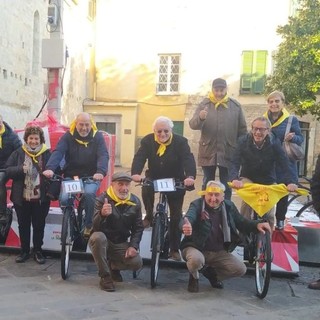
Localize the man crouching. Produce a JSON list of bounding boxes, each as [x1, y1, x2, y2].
[[180, 180, 271, 293]]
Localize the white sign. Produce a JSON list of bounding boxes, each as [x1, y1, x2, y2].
[[62, 180, 83, 194], [153, 178, 176, 192]]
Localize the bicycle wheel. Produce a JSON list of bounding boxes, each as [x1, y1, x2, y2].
[[296, 201, 319, 218], [73, 200, 88, 252], [255, 230, 271, 299], [61, 207, 74, 280], [76, 198, 86, 235], [150, 214, 162, 288]]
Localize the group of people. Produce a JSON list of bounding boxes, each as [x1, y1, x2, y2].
[[0, 77, 319, 292]]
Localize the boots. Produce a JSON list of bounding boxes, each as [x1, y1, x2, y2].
[[188, 274, 199, 293], [202, 266, 224, 289]]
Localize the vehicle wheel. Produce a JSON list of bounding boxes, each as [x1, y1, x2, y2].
[[0, 207, 13, 244], [296, 201, 318, 218], [61, 207, 74, 280], [74, 201, 88, 252], [150, 214, 162, 288], [255, 230, 271, 299]]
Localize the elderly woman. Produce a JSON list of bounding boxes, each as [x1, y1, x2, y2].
[[6, 125, 52, 264], [263, 91, 304, 230]]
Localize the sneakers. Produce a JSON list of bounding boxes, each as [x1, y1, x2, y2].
[[83, 227, 93, 239], [308, 279, 320, 290], [276, 220, 285, 230], [34, 251, 45, 264], [202, 266, 224, 289], [100, 274, 115, 292], [168, 250, 181, 261], [188, 274, 199, 293], [15, 252, 30, 263]]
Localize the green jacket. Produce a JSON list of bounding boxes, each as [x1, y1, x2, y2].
[[180, 198, 259, 252]]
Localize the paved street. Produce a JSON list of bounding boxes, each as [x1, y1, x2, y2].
[[0, 250, 319, 320]]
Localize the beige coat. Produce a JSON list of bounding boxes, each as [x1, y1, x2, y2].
[[189, 97, 247, 168]]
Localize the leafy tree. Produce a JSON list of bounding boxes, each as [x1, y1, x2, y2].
[[265, 0, 320, 119]]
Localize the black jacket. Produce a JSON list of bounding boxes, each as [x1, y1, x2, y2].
[[131, 133, 196, 180], [92, 192, 144, 250], [229, 133, 293, 185], [45, 130, 109, 178], [311, 153, 320, 212], [0, 122, 22, 169], [5, 148, 52, 206]]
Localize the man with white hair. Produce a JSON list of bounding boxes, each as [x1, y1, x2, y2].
[[180, 180, 271, 293]]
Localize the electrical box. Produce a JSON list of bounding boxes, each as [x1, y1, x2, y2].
[[48, 5, 58, 26], [41, 38, 65, 68]]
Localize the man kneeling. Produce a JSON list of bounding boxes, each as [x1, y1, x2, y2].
[[180, 180, 271, 293], [89, 172, 143, 292]]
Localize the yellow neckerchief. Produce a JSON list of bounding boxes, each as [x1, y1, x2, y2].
[[154, 133, 173, 157], [106, 186, 136, 207], [263, 108, 290, 128], [69, 115, 98, 147], [228, 182, 308, 217], [0, 124, 5, 149], [22, 144, 48, 163], [198, 186, 224, 196], [208, 91, 229, 108]]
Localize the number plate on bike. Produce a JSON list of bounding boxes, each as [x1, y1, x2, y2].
[[62, 180, 84, 194], [153, 178, 176, 192]]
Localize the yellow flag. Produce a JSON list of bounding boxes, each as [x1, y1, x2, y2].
[[228, 183, 309, 217]]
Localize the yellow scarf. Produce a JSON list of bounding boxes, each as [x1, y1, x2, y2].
[[263, 108, 290, 128], [0, 124, 5, 149], [228, 182, 308, 217], [208, 91, 229, 108], [22, 144, 48, 163], [69, 115, 98, 147], [154, 133, 173, 157], [106, 186, 136, 207], [198, 186, 224, 196]]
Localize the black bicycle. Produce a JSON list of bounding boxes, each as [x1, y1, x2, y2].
[[52, 175, 93, 279], [287, 176, 311, 206], [243, 215, 272, 299], [140, 178, 190, 288]]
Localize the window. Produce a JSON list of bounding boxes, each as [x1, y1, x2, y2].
[[240, 50, 268, 95], [157, 54, 180, 95]]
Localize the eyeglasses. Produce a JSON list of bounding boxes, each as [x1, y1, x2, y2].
[[268, 99, 281, 104], [156, 129, 170, 134], [252, 127, 269, 133]]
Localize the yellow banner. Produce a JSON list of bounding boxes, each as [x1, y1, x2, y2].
[[228, 183, 309, 217]]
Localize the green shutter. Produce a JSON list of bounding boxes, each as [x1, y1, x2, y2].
[[173, 121, 183, 135], [241, 51, 254, 93], [253, 50, 267, 94]]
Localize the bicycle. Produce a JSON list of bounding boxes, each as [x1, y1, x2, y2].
[[138, 178, 191, 288], [287, 176, 311, 206], [230, 182, 308, 298], [50, 175, 94, 280], [295, 200, 320, 220]]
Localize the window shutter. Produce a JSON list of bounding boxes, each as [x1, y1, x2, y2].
[[253, 50, 267, 94], [240, 51, 254, 93]]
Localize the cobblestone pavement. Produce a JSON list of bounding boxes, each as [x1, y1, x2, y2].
[[0, 251, 319, 320], [0, 169, 319, 319]]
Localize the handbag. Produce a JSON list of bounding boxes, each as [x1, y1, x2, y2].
[[33, 160, 61, 201], [282, 116, 304, 161]]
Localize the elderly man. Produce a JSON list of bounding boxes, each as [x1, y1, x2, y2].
[[181, 181, 271, 292], [180, 180, 271, 293], [89, 172, 144, 292], [0, 114, 21, 223], [189, 78, 247, 200], [43, 112, 109, 236], [229, 116, 298, 229], [131, 116, 196, 261]]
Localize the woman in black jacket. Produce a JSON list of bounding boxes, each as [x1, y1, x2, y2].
[[6, 125, 51, 264]]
